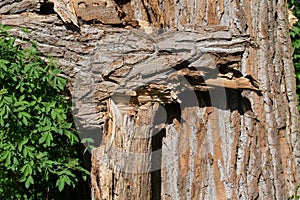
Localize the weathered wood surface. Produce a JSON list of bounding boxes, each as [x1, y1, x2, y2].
[[0, 0, 299, 199]]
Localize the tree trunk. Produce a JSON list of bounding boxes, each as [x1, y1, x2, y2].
[[1, 0, 299, 199]]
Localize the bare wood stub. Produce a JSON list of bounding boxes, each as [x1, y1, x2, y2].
[[49, 0, 79, 27], [73, 0, 123, 24]]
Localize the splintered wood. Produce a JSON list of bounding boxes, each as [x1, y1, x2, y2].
[[73, 0, 123, 24], [49, 0, 79, 27]]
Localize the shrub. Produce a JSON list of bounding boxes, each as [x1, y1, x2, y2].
[[0, 25, 89, 199], [289, 0, 300, 110]]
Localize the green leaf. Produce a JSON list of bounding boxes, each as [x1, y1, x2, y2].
[[52, 68, 61, 75], [0, 59, 10, 72], [63, 175, 71, 185], [0, 117, 4, 127], [23, 147, 28, 157], [49, 101, 56, 108], [56, 177, 65, 192], [0, 105, 6, 117], [25, 176, 34, 188], [13, 157, 19, 165], [20, 86, 25, 93], [22, 111, 31, 118], [19, 175, 27, 183], [36, 152, 44, 159], [26, 146, 35, 151], [4, 96, 13, 103], [51, 110, 57, 120], [0, 25, 12, 31], [23, 64, 31, 73], [56, 76, 66, 90], [0, 88, 8, 96], [81, 138, 95, 144], [32, 69, 37, 78], [0, 150, 10, 161], [22, 116, 28, 126], [39, 133, 47, 144], [41, 126, 51, 131], [5, 151, 11, 166], [18, 112, 23, 119], [39, 131, 53, 146], [64, 170, 76, 178], [63, 122, 73, 129], [18, 144, 23, 152], [25, 179, 30, 188], [21, 27, 31, 34], [28, 175, 34, 184], [22, 163, 33, 176], [65, 130, 79, 143], [21, 138, 29, 145]]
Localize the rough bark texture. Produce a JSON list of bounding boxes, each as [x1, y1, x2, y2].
[[0, 0, 299, 199]]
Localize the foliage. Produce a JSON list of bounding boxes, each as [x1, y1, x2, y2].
[[289, 3, 300, 199], [0, 25, 89, 199], [289, 0, 300, 111]]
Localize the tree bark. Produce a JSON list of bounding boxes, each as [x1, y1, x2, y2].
[[0, 0, 299, 199]]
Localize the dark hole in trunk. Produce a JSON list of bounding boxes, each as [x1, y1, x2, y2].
[[38, 2, 55, 15]]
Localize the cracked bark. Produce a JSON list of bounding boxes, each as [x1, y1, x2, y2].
[[0, 0, 299, 199]]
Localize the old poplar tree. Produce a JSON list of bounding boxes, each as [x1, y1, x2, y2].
[[0, 0, 299, 199]]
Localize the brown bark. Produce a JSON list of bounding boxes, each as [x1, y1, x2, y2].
[[0, 0, 299, 199]]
